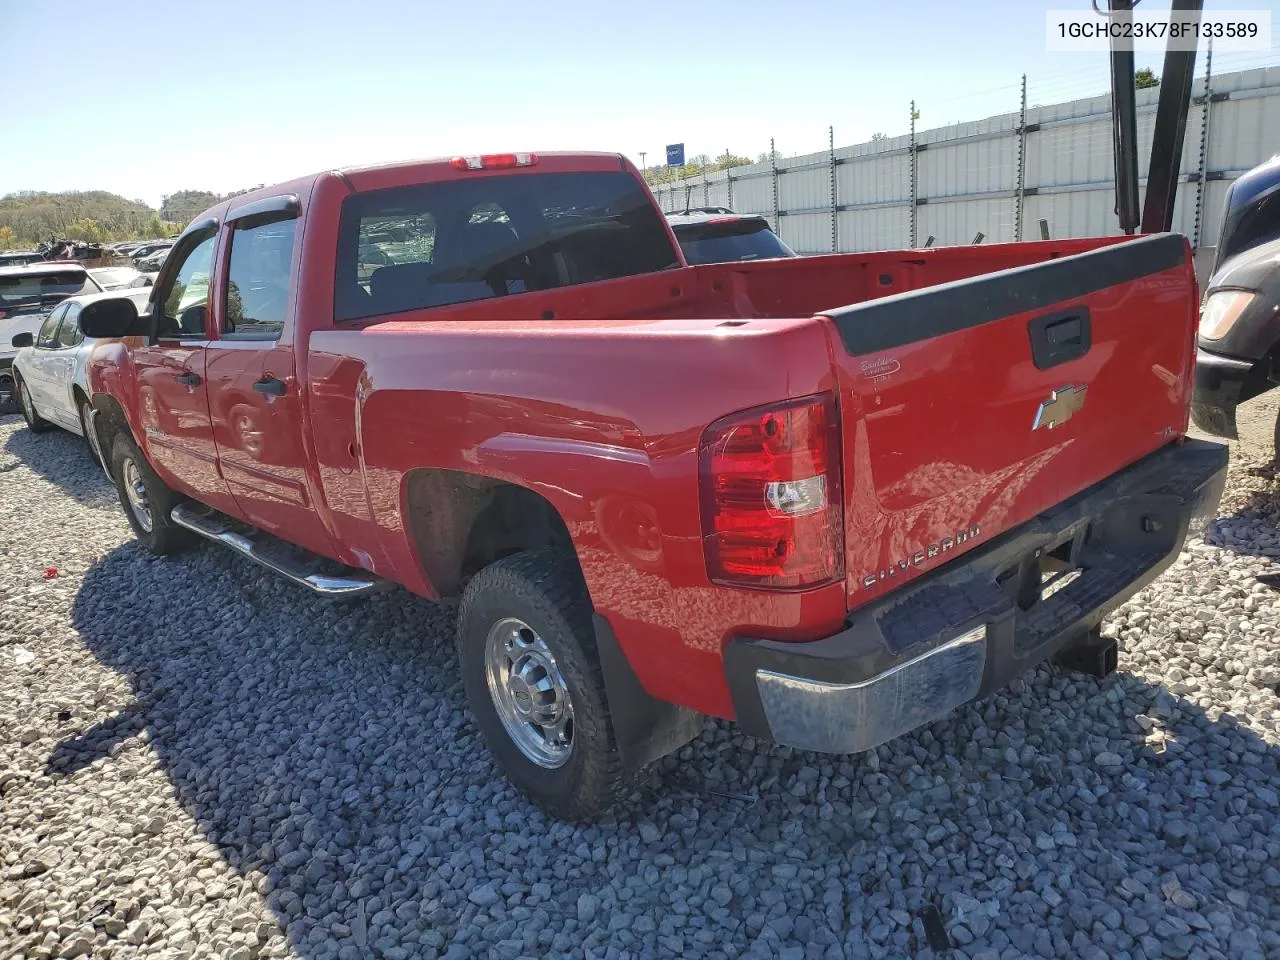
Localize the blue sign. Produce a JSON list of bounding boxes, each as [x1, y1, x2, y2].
[[666, 143, 685, 167]]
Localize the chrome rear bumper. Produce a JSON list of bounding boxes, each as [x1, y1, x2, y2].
[[756, 625, 987, 754], [725, 439, 1228, 754]]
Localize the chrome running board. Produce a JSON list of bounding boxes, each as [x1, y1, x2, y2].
[[170, 502, 387, 598]]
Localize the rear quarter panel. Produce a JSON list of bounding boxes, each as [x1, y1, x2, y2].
[[309, 318, 850, 718]]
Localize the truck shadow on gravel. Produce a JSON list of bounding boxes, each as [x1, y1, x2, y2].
[[2, 418, 118, 509], [58, 540, 1280, 959]]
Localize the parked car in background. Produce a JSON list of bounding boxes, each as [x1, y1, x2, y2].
[[130, 241, 173, 263], [89, 266, 144, 290], [0, 251, 46, 268], [665, 210, 796, 265], [130, 273, 158, 288], [11, 288, 152, 453], [0, 263, 103, 412], [136, 249, 169, 271], [1191, 154, 1280, 454]]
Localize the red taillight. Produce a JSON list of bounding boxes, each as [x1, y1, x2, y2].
[[449, 152, 539, 171], [699, 393, 844, 590]]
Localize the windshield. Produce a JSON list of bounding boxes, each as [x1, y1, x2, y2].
[[1218, 186, 1280, 264], [672, 219, 796, 265], [335, 170, 679, 321], [0, 270, 99, 316]]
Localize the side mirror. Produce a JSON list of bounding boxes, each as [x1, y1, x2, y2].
[[10, 332, 33, 349], [80, 297, 146, 338]]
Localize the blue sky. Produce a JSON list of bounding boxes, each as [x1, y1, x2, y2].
[[2, 0, 1276, 207]]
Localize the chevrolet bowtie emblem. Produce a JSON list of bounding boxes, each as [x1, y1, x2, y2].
[[1032, 385, 1088, 430]]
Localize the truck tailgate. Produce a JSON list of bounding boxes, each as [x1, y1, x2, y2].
[[822, 233, 1197, 607]]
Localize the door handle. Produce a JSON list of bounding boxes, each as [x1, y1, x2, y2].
[[176, 371, 202, 387], [253, 377, 287, 397]]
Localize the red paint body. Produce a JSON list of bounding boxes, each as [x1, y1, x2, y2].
[[88, 154, 1199, 721]]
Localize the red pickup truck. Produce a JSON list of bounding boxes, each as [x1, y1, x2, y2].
[[79, 151, 1227, 818]]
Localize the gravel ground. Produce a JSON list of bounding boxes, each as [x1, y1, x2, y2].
[[2, 412, 1279, 960]]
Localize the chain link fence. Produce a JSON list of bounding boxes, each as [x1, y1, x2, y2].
[[648, 54, 1280, 258]]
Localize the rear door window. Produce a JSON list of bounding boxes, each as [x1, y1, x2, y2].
[[223, 217, 297, 340], [335, 170, 679, 321]]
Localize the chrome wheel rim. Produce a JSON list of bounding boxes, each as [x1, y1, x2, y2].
[[484, 617, 574, 768], [19, 382, 35, 423], [122, 458, 153, 533]]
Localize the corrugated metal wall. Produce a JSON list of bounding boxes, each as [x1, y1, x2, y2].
[[648, 67, 1280, 256]]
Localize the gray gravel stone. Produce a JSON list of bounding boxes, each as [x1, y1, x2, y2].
[[1, 417, 1278, 960]]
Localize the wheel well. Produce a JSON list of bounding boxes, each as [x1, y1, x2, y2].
[[89, 394, 134, 461], [1239, 345, 1280, 405], [404, 469, 577, 599]]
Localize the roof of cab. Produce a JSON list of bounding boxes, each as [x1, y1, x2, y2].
[[186, 152, 638, 231]]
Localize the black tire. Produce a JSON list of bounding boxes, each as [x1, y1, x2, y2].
[[457, 550, 626, 820], [16, 376, 52, 433], [78, 397, 100, 465], [110, 433, 194, 555], [0, 373, 17, 416]]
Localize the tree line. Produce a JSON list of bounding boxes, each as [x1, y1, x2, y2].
[[642, 151, 755, 187], [0, 185, 261, 249]]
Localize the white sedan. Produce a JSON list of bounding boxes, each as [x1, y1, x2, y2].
[[12, 288, 151, 454]]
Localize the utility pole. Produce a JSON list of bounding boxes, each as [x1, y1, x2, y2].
[[639, 151, 647, 178]]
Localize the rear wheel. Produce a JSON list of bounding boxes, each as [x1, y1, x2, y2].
[[110, 433, 194, 555], [17, 377, 51, 433], [457, 550, 626, 820]]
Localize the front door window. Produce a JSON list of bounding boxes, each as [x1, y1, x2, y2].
[[156, 235, 216, 338]]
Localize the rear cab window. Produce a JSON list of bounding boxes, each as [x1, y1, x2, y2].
[[334, 170, 678, 322]]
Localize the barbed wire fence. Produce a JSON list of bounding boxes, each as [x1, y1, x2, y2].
[[647, 46, 1280, 255]]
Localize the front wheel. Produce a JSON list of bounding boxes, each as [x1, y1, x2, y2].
[[457, 550, 626, 820], [17, 377, 51, 433], [0, 372, 16, 415], [110, 434, 194, 555]]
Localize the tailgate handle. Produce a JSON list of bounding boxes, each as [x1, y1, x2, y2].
[[1029, 307, 1091, 370]]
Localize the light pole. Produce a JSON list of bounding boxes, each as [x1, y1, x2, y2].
[[639, 152, 647, 179]]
